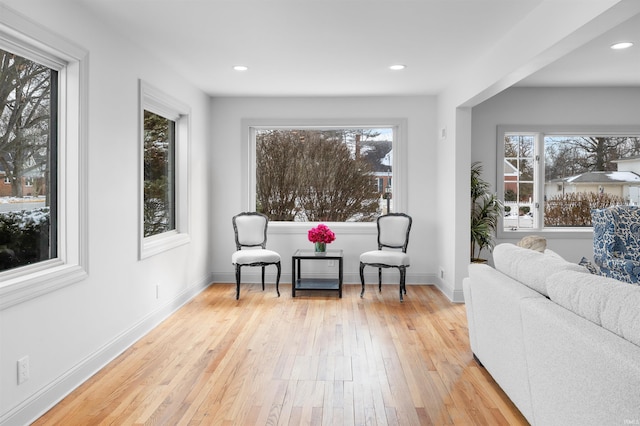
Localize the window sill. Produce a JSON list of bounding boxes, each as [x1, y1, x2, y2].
[[498, 227, 594, 240], [0, 262, 88, 310], [140, 232, 190, 259]]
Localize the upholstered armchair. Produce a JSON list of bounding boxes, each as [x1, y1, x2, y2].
[[232, 212, 281, 299], [360, 213, 412, 301], [592, 206, 640, 284]]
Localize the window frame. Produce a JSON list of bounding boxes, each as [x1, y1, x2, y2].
[[496, 125, 640, 240], [138, 80, 190, 259], [241, 118, 408, 232], [0, 5, 89, 310]]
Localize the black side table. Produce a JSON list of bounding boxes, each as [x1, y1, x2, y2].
[[292, 249, 344, 298]]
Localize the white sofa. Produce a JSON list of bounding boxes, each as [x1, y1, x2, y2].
[[463, 243, 640, 425]]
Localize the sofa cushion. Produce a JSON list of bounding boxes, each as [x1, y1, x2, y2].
[[547, 270, 640, 347], [493, 243, 588, 296], [608, 206, 640, 261]]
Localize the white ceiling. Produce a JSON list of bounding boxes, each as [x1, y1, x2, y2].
[[517, 11, 640, 87], [74, 0, 640, 97]]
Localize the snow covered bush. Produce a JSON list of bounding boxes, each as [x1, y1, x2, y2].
[[0, 207, 50, 270]]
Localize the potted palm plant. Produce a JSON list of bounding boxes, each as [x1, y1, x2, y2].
[[471, 161, 503, 263]]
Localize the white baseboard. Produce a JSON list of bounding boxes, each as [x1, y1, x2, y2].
[[1, 274, 212, 426], [211, 271, 437, 285], [434, 277, 465, 303], [212, 270, 464, 302]]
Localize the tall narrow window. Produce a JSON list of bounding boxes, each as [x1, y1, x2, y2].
[[139, 81, 189, 259], [0, 48, 57, 272], [143, 110, 175, 237], [0, 7, 88, 309], [503, 134, 535, 229]]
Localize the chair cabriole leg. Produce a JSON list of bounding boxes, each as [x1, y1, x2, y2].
[[359, 262, 366, 297], [275, 262, 281, 297], [235, 265, 241, 300], [399, 266, 406, 302]]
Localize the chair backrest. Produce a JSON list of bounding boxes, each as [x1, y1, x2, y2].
[[593, 205, 640, 261], [607, 205, 640, 260], [233, 212, 268, 250], [591, 208, 614, 263], [377, 213, 412, 252]]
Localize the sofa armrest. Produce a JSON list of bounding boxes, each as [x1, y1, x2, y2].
[[521, 298, 640, 426], [462, 277, 477, 354], [466, 263, 545, 423]]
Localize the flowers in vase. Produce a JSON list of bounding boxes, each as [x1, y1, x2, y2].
[[307, 223, 336, 244]]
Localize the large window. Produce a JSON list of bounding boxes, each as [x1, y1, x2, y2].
[[500, 127, 640, 232], [250, 125, 397, 222], [139, 81, 190, 259], [0, 48, 57, 272], [0, 7, 88, 310]]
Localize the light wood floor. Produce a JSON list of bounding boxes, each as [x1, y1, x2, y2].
[[34, 284, 528, 425]]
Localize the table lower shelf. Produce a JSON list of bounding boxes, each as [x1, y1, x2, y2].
[[293, 278, 342, 297]]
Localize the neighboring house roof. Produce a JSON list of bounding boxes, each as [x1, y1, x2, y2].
[[381, 150, 392, 167], [552, 171, 640, 184]]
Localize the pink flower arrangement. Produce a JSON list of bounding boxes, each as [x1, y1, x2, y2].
[[307, 223, 336, 244]]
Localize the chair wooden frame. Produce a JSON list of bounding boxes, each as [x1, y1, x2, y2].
[[232, 212, 281, 300], [359, 213, 412, 302]]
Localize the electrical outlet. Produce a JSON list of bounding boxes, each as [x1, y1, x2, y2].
[[156, 284, 160, 299], [328, 260, 335, 267], [439, 267, 445, 279], [17, 356, 29, 385]]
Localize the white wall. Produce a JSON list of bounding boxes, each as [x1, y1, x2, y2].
[[209, 96, 439, 288], [0, 2, 212, 424], [471, 86, 640, 262]]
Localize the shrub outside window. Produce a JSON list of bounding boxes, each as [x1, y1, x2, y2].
[[253, 127, 395, 222], [500, 127, 640, 232]]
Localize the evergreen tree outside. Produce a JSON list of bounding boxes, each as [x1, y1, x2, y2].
[[143, 111, 175, 237]]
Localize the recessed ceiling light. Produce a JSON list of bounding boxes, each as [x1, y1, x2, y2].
[[389, 64, 406, 71], [610, 42, 634, 50], [233, 65, 248, 71]]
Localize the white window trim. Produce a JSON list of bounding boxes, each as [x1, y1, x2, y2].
[[241, 118, 408, 233], [139, 81, 190, 259], [496, 124, 640, 240], [0, 5, 89, 310]]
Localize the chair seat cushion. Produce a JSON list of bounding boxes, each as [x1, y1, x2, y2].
[[360, 250, 410, 266], [232, 249, 280, 265]]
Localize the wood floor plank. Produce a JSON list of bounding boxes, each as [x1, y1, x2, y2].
[[33, 284, 528, 425]]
